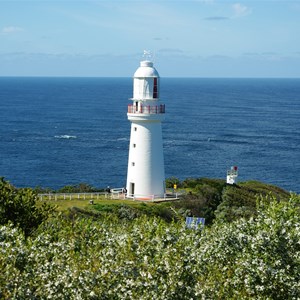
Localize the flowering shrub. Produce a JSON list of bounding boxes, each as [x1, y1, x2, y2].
[[0, 194, 299, 299], [195, 194, 300, 299]]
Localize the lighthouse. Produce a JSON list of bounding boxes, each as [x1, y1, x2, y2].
[[126, 58, 166, 199]]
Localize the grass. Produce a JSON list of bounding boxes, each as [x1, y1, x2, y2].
[[39, 194, 154, 212], [39, 193, 176, 222], [38, 179, 292, 223]]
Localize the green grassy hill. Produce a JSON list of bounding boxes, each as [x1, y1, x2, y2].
[[172, 178, 290, 224], [41, 178, 291, 225], [1, 177, 299, 299]]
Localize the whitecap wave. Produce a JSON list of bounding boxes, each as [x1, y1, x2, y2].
[[116, 137, 129, 141], [54, 135, 77, 139]]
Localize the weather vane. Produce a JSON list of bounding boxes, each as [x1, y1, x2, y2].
[[143, 50, 153, 61]]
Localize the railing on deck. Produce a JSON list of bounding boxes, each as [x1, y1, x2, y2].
[[126, 193, 178, 201], [128, 104, 165, 114]]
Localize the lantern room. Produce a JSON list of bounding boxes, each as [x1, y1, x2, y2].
[[133, 61, 159, 100]]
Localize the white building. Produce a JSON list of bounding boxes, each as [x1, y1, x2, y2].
[[126, 60, 166, 199], [227, 166, 238, 184]]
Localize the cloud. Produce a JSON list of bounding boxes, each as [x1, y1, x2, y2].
[[203, 3, 251, 21], [1, 26, 24, 34], [232, 3, 251, 18], [204, 16, 229, 21], [197, 0, 215, 3], [206, 54, 232, 61], [158, 48, 184, 54], [262, 52, 278, 56], [243, 52, 260, 57]]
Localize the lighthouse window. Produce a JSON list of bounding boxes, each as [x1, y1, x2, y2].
[[132, 162, 135, 166], [133, 143, 136, 148], [153, 78, 158, 98], [134, 127, 137, 131]]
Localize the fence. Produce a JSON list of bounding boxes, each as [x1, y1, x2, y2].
[[38, 192, 108, 201], [39, 190, 181, 202]]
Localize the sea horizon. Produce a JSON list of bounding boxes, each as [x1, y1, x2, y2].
[[1, 77, 299, 193]]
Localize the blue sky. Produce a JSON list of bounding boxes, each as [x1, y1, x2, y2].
[[1, 0, 300, 77]]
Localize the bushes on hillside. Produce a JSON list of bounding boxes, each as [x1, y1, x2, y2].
[[172, 178, 289, 225], [57, 183, 103, 193], [0, 194, 299, 299], [91, 203, 177, 222], [0, 178, 54, 237], [214, 181, 290, 223]]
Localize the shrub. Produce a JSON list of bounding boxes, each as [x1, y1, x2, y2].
[[0, 178, 54, 237], [215, 181, 290, 223], [195, 193, 300, 298], [0, 194, 299, 299], [174, 179, 226, 224], [165, 177, 181, 188], [57, 183, 102, 193]]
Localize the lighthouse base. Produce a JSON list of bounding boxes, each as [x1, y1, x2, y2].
[[126, 120, 165, 200]]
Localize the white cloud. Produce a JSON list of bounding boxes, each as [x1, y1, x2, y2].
[[1, 26, 24, 34], [232, 3, 251, 18]]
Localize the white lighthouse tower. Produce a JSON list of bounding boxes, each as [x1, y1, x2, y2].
[[126, 57, 166, 200]]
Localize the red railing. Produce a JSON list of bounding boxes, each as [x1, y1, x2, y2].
[[128, 104, 165, 114]]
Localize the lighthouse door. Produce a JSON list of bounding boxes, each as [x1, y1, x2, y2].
[[129, 182, 135, 196]]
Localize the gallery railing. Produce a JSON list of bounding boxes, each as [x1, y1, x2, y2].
[[128, 104, 165, 114]]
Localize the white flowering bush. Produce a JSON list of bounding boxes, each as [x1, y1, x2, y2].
[[0, 194, 299, 299], [195, 193, 300, 299]]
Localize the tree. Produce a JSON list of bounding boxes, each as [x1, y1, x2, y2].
[[0, 178, 55, 237], [165, 177, 181, 188]]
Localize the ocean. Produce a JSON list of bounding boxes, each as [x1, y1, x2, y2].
[[0, 77, 299, 193]]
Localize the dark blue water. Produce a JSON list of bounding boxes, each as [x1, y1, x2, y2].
[[1, 77, 299, 193]]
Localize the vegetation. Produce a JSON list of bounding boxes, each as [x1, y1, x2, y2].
[[57, 183, 104, 193], [171, 178, 289, 225], [36, 177, 290, 225], [0, 178, 54, 237], [0, 193, 299, 299], [0, 177, 298, 298], [91, 202, 177, 222], [33, 183, 104, 194]]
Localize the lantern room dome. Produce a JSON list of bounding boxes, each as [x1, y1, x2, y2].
[[133, 60, 159, 78]]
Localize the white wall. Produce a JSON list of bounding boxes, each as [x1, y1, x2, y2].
[[126, 120, 165, 198]]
